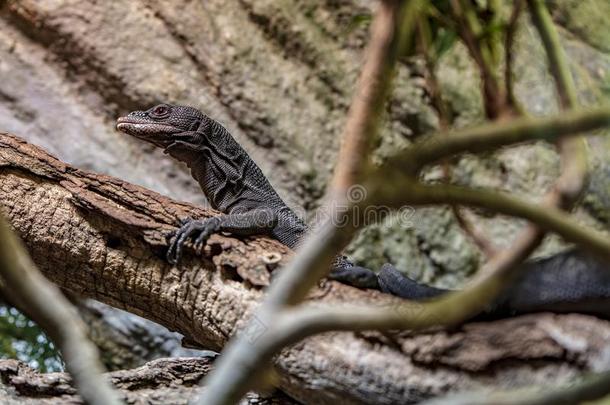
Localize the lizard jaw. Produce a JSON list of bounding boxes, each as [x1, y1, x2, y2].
[[116, 116, 182, 140]]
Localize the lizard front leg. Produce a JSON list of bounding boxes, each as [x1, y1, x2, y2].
[[166, 209, 278, 264]]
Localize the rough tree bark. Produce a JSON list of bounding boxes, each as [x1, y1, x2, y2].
[[0, 358, 298, 404], [2, 132, 610, 404]]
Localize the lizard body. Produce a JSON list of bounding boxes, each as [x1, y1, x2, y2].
[[117, 104, 377, 289], [117, 104, 610, 317]]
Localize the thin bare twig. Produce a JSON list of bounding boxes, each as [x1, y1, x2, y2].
[[330, 0, 413, 194], [528, 0, 587, 203], [0, 214, 121, 405], [452, 206, 498, 256], [487, 0, 503, 67], [527, 0, 578, 110], [450, 0, 504, 118], [504, 0, 525, 113], [417, 16, 497, 257]]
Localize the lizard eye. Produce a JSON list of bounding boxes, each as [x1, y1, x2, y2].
[[151, 105, 170, 117]]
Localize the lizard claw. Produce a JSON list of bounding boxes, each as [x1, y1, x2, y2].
[[193, 230, 211, 255], [164, 217, 191, 251], [166, 217, 221, 265]]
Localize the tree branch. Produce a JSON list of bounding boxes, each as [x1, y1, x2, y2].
[[449, 0, 504, 118], [0, 214, 120, 405], [527, 0, 587, 203], [378, 181, 610, 260], [330, 0, 416, 194], [2, 133, 610, 404], [391, 107, 610, 174], [504, 0, 525, 114], [527, 0, 578, 110]]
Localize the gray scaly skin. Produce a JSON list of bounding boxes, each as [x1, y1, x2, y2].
[[117, 104, 610, 318]]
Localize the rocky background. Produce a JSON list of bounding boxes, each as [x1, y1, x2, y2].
[[0, 0, 608, 371]]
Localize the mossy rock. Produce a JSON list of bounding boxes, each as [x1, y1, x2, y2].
[[549, 0, 610, 53]]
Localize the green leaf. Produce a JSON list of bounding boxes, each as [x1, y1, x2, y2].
[[0, 305, 63, 372]]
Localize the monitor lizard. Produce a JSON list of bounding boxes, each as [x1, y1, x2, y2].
[[117, 103, 610, 317]]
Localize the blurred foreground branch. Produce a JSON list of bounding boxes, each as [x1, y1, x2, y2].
[[0, 215, 121, 405], [196, 1, 610, 404], [391, 107, 609, 174], [197, 1, 423, 403], [195, 1, 610, 404]]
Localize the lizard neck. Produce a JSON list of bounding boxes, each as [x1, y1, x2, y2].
[[165, 117, 308, 249], [165, 119, 282, 213]]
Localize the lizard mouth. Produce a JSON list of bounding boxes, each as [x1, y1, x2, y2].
[[116, 116, 182, 138]]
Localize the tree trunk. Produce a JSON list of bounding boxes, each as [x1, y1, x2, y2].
[[2, 132, 610, 404]]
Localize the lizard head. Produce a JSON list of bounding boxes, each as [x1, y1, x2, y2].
[[116, 104, 204, 147]]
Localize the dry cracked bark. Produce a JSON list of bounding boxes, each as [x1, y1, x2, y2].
[[0, 357, 298, 404], [2, 132, 610, 404]]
